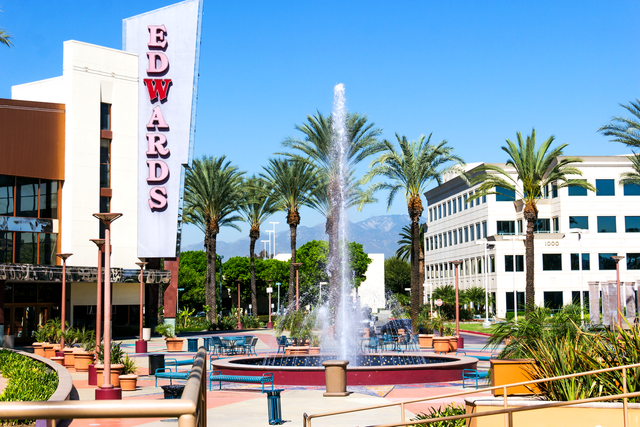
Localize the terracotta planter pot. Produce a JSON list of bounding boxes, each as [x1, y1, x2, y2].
[[43, 344, 56, 359], [286, 346, 310, 355], [308, 346, 321, 355], [33, 342, 47, 357], [96, 364, 125, 387], [449, 336, 458, 352], [433, 337, 450, 353], [418, 334, 434, 349], [74, 351, 95, 372], [119, 374, 138, 391], [165, 338, 185, 352], [51, 356, 65, 366], [63, 348, 76, 368]]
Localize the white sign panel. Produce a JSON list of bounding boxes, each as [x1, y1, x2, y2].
[[123, 0, 203, 258]]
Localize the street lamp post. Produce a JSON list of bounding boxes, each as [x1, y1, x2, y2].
[[276, 282, 281, 314], [93, 212, 122, 401], [266, 280, 273, 329], [89, 239, 105, 351], [269, 222, 279, 258], [56, 253, 72, 349], [476, 239, 493, 327], [569, 229, 587, 323], [135, 261, 148, 353], [291, 263, 303, 310], [452, 260, 462, 348], [236, 279, 243, 330], [261, 240, 269, 258], [611, 255, 625, 325], [265, 230, 273, 257]]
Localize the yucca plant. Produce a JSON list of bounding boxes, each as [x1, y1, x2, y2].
[[411, 403, 466, 427]]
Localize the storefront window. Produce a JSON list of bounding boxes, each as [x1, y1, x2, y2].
[[39, 181, 58, 219], [15, 232, 37, 264], [13, 283, 37, 304], [16, 178, 39, 218], [38, 233, 57, 265], [0, 175, 14, 216], [0, 231, 12, 263]]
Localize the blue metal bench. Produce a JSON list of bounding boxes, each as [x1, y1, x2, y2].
[[209, 370, 274, 392], [462, 369, 489, 389], [154, 358, 194, 386], [167, 357, 196, 367], [455, 351, 498, 361]]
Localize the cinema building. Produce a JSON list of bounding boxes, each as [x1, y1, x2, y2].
[[424, 156, 640, 318], [0, 1, 202, 345]]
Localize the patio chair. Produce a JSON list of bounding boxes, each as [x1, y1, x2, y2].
[[403, 333, 419, 352], [210, 336, 230, 357], [276, 336, 290, 354], [381, 334, 397, 351], [363, 336, 380, 352], [243, 336, 258, 356]]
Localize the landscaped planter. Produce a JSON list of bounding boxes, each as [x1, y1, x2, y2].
[[433, 337, 450, 353], [43, 344, 56, 359], [63, 348, 76, 368], [96, 364, 125, 387], [418, 334, 434, 348], [165, 338, 185, 352], [119, 374, 138, 391], [449, 336, 458, 352], [465, 397, 640, 427], [308, 347, 321, 355], [51, 356, 65, 366], [490, 359, 540, 396], [33, 342, 47, 357], [74, 351, 95, 372], [286, 346, 310, 355]]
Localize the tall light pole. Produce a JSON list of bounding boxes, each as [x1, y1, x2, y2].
[[265, 229, 273, 257], [452, 260, 462, 347], [236, 279, 243, 330], [93, 212, 122, 401], [569, 229, 586, 323], [56, 253, 72, 349], [504, 235, 525, 320], [612, 255, 625, 325], [90, 239, 105, 350], [135, 261, 148, 353], [261, 239, 269, 258], [269, 221, 279, 258], [276, 282, 281, 314], [266, 280, 273, 329], [292, 262, 303, 310]]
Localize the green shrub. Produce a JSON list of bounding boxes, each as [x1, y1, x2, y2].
[[97, 342, 125, 365], [411, 403, 466, 427], [218, 315, 237, 331], [241, 315, 263, 329]]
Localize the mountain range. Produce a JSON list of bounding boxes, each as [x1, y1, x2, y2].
[[182, 214, 411, 258]]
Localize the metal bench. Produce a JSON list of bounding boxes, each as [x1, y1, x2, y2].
[[462, 369, 489, 389], [167, 357, 196, 367], [209, 370, 274, 392], [455, 351, 498, 361], [154, 358, 194, 386]]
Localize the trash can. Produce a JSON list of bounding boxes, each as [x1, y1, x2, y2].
[[266, 389, 284, 425], [161, 384, 185, 399], [149, 354, 165, 376], [187, 338, 198, 352]]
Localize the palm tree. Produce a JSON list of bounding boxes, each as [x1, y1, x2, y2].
[[260, 158, 321, 308], [184, 156, 244, 323], [238, 176, 278, 317], [396, 224, 426, 304], [0, 28, 11, 48], [467, 129, 595, 313], [598, 99, 640, 148], [364, 133, 464, 332], [619, 153, 640, 186], [281, 112, 383, 301]]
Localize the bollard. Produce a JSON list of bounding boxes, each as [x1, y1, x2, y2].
[[322, 360, 349, 397], [266, 389, 284, 425]]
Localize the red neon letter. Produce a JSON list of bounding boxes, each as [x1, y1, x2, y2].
[[148, 25, 167, 49], [146, 133, 170, 157], [149, 187, 168, 211], [146, 106, 169, 130], [147, 52, 169, 74], [144, 79, 172, 102], [147, 160, 170, 183]]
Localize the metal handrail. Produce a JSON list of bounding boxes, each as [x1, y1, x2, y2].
[[0, 347, 208, 427], [303, 361, 640, 427]]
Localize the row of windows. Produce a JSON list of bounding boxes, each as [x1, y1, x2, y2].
[[569, 179, 640, 197], [541, 253, 638, 271], [0, 231, 57, 265], [426, 222, 488, 251], [569, 215, 640, 233], [428, 190, 487, 222], [426, 257, 496, 278], [0, 176, 58, 219]]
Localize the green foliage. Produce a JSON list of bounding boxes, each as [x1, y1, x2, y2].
[[0, 349, 58, 423], [178, 250, 207, 309], [97, 342, 125, 365], [411, 403, 466, 427], [155, 323, 176, 338], [177, 317, 212, 333], [178, 307, 196, 329], [218, 315, 237, 331], [222, 256, 290, 302], [121, 354, 138, 375], [395, 224, 425, 261], [274, 310, 315, 343], [384, 256, 411, 295], [462, 286, 487, 313], [241, 315, 263, 329]]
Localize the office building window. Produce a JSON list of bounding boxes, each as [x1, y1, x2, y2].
[[476, 223, 481, 240], [627, 253, 640, 270], [0, 175, 14, 216], [518, 220, 523, 234], [482, 195, 486, 203], [453, 200, 457, 214], [39, 233, 57, 266], [470, 225, 475, 241], [443, 233, 447, 248], [100, 139, 111, 189], [497, 220, 515, 235], [448, 231, 452, 246], [534, 218, 551, 233], [598, 253, 617, 270], [453, 231, 458, 245], [482, 221, 487, 238], [496, 186, 515, 201], [439, 234, 442, 248], [476, 194, 480, 206], [100, 103, 111, 130], [16, 178, 39, 218], [505, 255, 524, 272], [429, 208, 432, 222], [624, 183, 640, 196], [15, 232, 37, 264], [597, 216, 617, 233], [542, 254, 562, 271], [0, 231, 12, 263], [570, 216, 588, 230], [596, 179, 615, 196], [570, 254, 589, 270], [458, 229, 463, 244], [448, 201, 451, 216], [464, 194, 468, 209], [464, 227, 469, 242], [625, 216, 640, 232], [458, 197, 462, 212], [477, 258, 482, 274], [438, 205, 442, 219], [552, 217, 559, 233], [490, 256, 495, 272], [568, 180, 588, 196], [552, 183, 558, 198]]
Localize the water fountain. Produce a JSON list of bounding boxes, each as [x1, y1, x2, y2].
[[211, 84, 477, 385]]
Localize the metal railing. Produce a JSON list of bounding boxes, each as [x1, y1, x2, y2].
[[303, 361, 640, 427], [0, 347, 208, 427]]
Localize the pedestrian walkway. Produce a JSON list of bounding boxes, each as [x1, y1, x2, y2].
[[48, 329, 498, 427]]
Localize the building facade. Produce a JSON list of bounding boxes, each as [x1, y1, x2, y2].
[[423, 156, 640, 318]]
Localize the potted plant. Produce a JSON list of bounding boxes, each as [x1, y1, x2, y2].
[[308, 334, 321, 354], [74, 329, 96, 372], [444, 326, 458, 352], [155, 323, 184, 352], [32, 327, 49, 357], [62, 328, 78, 368], [96, 342, 125, 387], [119, 354, 139, 391], [417, 309, 434, 348], [431, 317, 450, 353]]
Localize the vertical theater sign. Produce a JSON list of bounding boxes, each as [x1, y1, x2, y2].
[[124, 0, 203, 258]]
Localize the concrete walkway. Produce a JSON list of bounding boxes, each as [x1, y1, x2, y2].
[[42, 329, 498, 427]]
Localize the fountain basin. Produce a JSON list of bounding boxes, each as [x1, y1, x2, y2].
[[210, 353, 478, 386]]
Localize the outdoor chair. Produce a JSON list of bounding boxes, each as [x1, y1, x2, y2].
[[403, 333, 419, 352], [244, 336, 258, 356], [363, 336, 380, 352], [381, 334, 397, 351], [210, 336, 230, 357], [276, 336, 291, 353]]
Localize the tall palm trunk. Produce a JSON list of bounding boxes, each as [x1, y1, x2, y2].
[[205, 227, 218, 324], [249, 226, 259, 318], [523, 203, 538, 314], [419, 250, 424, 306], [408, 195, 424, 333], [287, 209, 301, 308]]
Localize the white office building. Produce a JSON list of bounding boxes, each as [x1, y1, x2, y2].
[[423, 156, 640, 319]]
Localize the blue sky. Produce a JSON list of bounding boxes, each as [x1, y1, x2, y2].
[[1, 1, 639, 248]]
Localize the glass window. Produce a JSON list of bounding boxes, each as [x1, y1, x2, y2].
[[14, 283, 37, 304], [482, 221, 487, 238], [505, 255, 524, 272], [570, 216, 588, 230], [438, 205, 442, 219], [448, 201, 451, 216], [625, 216, 640, 232], [544, 292, 563, 310], [552, 184, 558, 198], [443, 233, 447, 247], [597, 216, 617, 233], [100, 103, 111, 130], [15, 232, 37, 264], [458, 229, 463, 244], [16, 177, 39, 218], [497, 220, 515, 235], [448, 231, 452, 246], [476, 223, 481, 239], [482, 195, 486, 203], [496, 186, 515, 201], [0, 175, 14, 216], [439, 235, 442, 248], [453, 200, 457, 214], [599, 253, 617, 270], [570, 253, 590, 270], [506, 292, 525, 312], [596, 179, 615, 196], [542, 254, 562, 271], [552, 217, 559, 233], [39, 180, 58, 219], [39, 233, 57, 266], [100, 138, 111, 189], [624, 183, 640, 196], [464, 195, 468, 209], [464, 227, 469, 242], [628, 254, 640, 270], [476, 194, 480, 206], [518, 220, 523, 234], [470, 225, 475, 241], [568, 180, 588, 196], [490, 256, 495, 273], [453, 231, 458, 245], [0, 231, 12, 263], [458, 197, 462, 212], [534, 219, 551, 233], [429, 209, 432, 222]]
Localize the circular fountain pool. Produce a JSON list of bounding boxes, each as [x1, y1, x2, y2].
[[211, 353, 478, 386]]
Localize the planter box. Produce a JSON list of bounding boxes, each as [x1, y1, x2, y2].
[[119, 374, 138, 391], [96, 364, 125, 387], [418, 334, 433, 349], [465, 397, 640, 427], [165, 338, 185, 352], [33, 342, 47, 357], [74, 351, 95, 372], [433, 337, 451, 353], [490, 359, 540, 396], [286, 346, 310, 355], [63, 348, 76, 368]]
